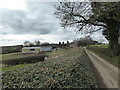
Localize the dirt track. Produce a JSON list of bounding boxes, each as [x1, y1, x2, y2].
[[85, 49, 120, 88]]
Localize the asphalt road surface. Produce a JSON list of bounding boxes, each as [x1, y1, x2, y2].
[[85, 49, 120, 88]]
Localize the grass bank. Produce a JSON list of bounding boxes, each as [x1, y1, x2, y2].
[[2, 48, 97, 88], [87, 45, 119, 68], [90, 44, 108, 48]]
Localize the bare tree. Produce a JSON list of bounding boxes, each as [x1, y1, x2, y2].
[[54, 2, 106, 33], [54, 2, 120, 55], [34, 41, 40, 46], [24, 41, 30, 46]]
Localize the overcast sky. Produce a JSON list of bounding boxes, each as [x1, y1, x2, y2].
[[0, 0, 108, 46]]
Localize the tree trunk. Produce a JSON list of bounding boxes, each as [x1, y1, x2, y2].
[[107, 19, 120, 56]]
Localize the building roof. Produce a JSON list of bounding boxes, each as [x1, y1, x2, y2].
[[22, 46, 52, 49], [22, 47, 41, 49]]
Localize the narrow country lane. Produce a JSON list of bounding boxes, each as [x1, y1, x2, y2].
[[85, 49, 120, 88]]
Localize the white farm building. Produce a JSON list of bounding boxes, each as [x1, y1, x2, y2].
[[22, 46, 52, 53], [22, 47, 41, 53]]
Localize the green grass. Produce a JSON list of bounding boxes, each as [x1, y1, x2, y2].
[[91, 50, 119, 64], [2, 64, 32, 72], [48, 48, 79, 58], [0, 67, 1, 71], [87, 46, 119, 67], [90, 44, 109, 48]]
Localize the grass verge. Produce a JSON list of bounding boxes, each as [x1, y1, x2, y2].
[[87, 46, 119, 68], [89, 44, 108, 48]]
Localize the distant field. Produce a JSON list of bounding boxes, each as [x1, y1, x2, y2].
[[90, 44, 109, 48]]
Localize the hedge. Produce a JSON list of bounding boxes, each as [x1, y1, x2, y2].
[[2, 54, 47, 66]]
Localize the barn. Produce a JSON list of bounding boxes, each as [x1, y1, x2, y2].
[[22, 46, 52, 53], [22, 47, 41, 53], [41, 46, 52, 52]]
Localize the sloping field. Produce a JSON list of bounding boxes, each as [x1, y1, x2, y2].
[[2, 48, 97, 88]]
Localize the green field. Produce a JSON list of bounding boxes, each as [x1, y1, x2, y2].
[[2, 64, 32, 72], [2, 48, 97, 88], [90, 44, 109, 48]]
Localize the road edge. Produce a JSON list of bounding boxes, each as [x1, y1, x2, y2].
[[85, 49, 108, 88]]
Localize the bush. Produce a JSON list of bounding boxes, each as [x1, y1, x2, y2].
[[87, 46, 120, 67], [87, 47, 110, 57], [2, 54, 47, 66]]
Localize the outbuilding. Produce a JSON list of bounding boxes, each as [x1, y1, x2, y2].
[[22, 46, 52, 53], [41, 46, 52, 52], [22, 47, 41, 53]]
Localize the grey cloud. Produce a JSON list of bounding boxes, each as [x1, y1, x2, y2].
[[1, 2, 60, 35], [0, 2, 108, 45]]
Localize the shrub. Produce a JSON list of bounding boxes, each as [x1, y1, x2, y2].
[[2, 54, 47, 66], [87, 47, 110, 57], [87, 46, 120, 67]]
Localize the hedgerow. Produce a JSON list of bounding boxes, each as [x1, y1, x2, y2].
[[2, 48, 97, 88], [87, 46, 120, 68], [2, 54, 47, 66]]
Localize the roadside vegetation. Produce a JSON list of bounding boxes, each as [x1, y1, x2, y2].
[[89, 44, 108, 48], [87, 44, 120, 68], [2, 48, 97, 88], [74, 36, 119, 68]]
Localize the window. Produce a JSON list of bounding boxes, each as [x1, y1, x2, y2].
[[30, 49, 35, 51]]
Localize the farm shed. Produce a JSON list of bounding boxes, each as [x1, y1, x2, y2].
[[41, 46, 52, 52], [22, 47, 41, 53]]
